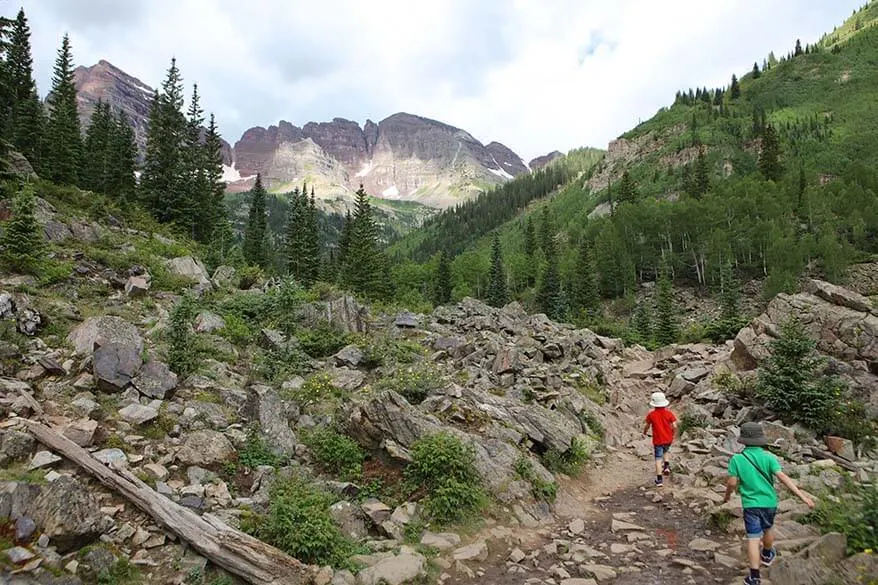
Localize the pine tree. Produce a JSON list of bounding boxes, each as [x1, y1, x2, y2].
[[7, 9, 43, 169], [434, 250, 453, 305], [338, 210, 352, 267], [486, 234, 508, 308], [167, 294, 199, 377], [594, 224, 634, 298], [539, 206, 554, 252], [243, 174, 268, 267], [45, 34, 81, 185], [523, 216, 536, 257], [341, 185, 389, 298], [631, 300, 653, 345], [571, 239, 599, 316], [758, 124, 783, 182], [653, 259, 678, 346], [794, 39, 803, 57], [303, 189, 321, 285], [0, 16, 14, 137], [182, 84, 205, 240], [719, 259, 741, 323], [284, 188, 308, 281], [140, 59, 186, 224], [796, 164, 807, 213], [617, 170, 637, 204], [536, 232, 564, 319], [0, 185, 43, 274], [202, 113, 228, 246], [752, 62, 761, 79], [713, 88, 723, 106], [105, 111, 137, 200], [81, 101, 113, 193], [692, 149, 710, 198], [730, 74, 741, 100]]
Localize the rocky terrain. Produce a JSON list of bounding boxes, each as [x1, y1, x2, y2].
[[1, 186, 876, 585], [528, 152, 565, 171]]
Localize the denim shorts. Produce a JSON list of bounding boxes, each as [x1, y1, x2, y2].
[[653, 444, 671, 459], [743, 507, 777, 538]]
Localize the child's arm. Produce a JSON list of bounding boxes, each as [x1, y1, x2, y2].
[[722, 476, 738, 503], [775, 471, 815, 508]]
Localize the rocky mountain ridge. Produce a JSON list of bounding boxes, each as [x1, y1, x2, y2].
[[73, 61, 530, 209]]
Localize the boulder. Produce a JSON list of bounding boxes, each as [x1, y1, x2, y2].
[[131, 361, 178, 399], [67, 316, 143, 356], [259, 328, 287, 351], [0, 430, 36, 465], [124, 276, 150, 298], [212, 265, 237, 290], [93, 448, 128, 466], [28, 450, 61, 470], [361, 499, 392, 526], [118, 403, 159, 425], [452, 541, 488, 562], [246, 384, 298, 457], [16, 308, 41, 336], [493, 347, 521, 374], [176, 430, 234, 466], [394, 312, 419, 329], [62, 419, 98, 447], [330, 368, 366, 391], [29, 476, 106, 553], [93, 343, 142, 392], [329, 501, 368, 540], [327, 295, 368, 334], [166, 256, 212, 289], [334, 345, 365, 368], [823, 436, 855, 461], [767, 532, 847, 585], [356, 551, 426, 585], [0, 291, 14, 318], [194, 311, 226, 334], [420, 532, 461, 550]]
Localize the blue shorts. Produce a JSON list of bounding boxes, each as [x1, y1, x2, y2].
[[654, 444, 671, 459], [743, 507, 777, 538]]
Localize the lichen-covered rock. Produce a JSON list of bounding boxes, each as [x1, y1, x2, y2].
[[176, 430, 234, 466], [29, 476, 106, 553], [93, 342, 142, 392], [67, 316, 143, 356], [166, 256, 212, 290], [131, 361, 177, 399]]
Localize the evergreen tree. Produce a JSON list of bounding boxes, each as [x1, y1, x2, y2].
[[752, 62, 761, 79], [617, 170, 637, 204], [202, 113, 229, 247], [140, 59, 186, 224], [243, 174, 268, 267], [538, 206, 554, 252], [341, 185, 389, 298], [0, 184, 43, 274], [45, 34, 81, 185], [523, 216, 536, 257], [0, 16, 14, 137], [485, 234, 508, 308], [182, 84, 205, 240], [796, 164, 807, 212], [303, 189, 321, 284], [794, 39, 803, 57], [758, 124, 783, 182], [594, 223, 634, 298], [571, 238, 599, 316], [631, 300, 653, 345], [167, 294, 199, 378], [653, 259, 678, 346], [284, 188, 306, 279], [729, 74, 741, 100], [81, 101, 113, 193], [338, 210, 352, 266], [434, 250, 452, 305], [536, 232, 564, 319], [7, 9, 43, 169], [692, 149, 710, 198], [105, 111, 138, 201], [719, 259, 741, 323], [713, 88, 724, 106]]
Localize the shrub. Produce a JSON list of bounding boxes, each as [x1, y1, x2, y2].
[[705, 315, 751, 343], [253, 344, 310, 383], [237, 265, 264, 290], [514, 457, 557, 503], [805, 481, 878, 554], [167, 294, 200, 377], [406, 432, 486, 525], [357, 335, 423, 369], [0, 185, 44, 274], [296, 325, 350, 358], [237, 431, 285, 469], [218, 314, 252, 346], [374, 364, 446, 404], [242, 478, 359, 568], [301, 426, 365, 480], [218, 291, 276, 326], [757, 318, 849, 434], [541, 436, 590, 476], [678, 412, 708, 437]]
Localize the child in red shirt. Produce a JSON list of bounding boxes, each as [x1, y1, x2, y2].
[[642, 391, 678, 487]]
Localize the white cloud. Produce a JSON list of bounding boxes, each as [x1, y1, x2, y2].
[[8, 0, 863, 160]]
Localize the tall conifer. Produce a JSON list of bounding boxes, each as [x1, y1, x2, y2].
[[434, 250, 453, 305], [45, 34, 81, 185], [571, 239, 600, 316], [243, 174, 268, 267], [654, 259, 678, 346], [486, 234, 508, 308], [7, 9, 43, 168]]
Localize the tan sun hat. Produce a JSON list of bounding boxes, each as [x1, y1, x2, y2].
[[649, 391, 670, 408]]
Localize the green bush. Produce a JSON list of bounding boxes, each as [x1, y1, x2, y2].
[[242, 478, 359, 568], [218, 291, 276, 326], [237, 265, 264, 290], [218, 314, 252, 346], [374, 364, 446, 404], [167, 294, 200, 378], [541, 436, 590, 476], [253, 344, 310, 383], [283, 373, 346, 408], [301, 426, 365, 480], [514, 457, 558, 503], [705, 315, 751, 343], [406, 432, 486, 525], [296, 325, 350, 358], [678, 412, 708, 437], [805, 481, 878, 554], [357, 335, 423, 369], [237, 431, 286, 469]]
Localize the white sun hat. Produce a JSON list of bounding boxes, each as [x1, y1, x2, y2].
[[649, 391, 670, 408]]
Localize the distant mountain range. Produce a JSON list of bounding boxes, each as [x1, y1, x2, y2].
[[72, 60, 559, 209]]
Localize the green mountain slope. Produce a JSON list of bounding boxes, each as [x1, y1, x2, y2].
[[390, 1, 878, 320]]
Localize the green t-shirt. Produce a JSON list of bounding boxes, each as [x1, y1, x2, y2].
[[728, 446, 782, 509]]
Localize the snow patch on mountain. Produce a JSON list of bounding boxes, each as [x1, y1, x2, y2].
[[382, 185, 400, 198]]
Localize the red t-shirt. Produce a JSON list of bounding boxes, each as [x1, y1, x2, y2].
[[646, 408, 677, 446]]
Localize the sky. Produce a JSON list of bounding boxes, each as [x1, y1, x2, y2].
[[4, 0, 865, 161]]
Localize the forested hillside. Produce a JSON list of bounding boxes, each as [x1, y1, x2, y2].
[[387, 1, 878, 342]]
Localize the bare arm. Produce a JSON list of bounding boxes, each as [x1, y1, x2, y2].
[[776, 471, 815, 508], [671, 420, 679, 440], [642, 422, 650, 436], [723, 476, 738, 503]]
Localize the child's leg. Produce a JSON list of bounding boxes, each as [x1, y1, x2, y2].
[[653, 445, 664, 475], [743, 509, 764, 577], [746, 538, 762, 570], [762, 527, 775, 551]]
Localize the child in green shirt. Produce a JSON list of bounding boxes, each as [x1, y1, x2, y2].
[[723, 422, 815, 585]]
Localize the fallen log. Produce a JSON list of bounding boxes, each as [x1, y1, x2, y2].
[[23, 419, 316, 585]]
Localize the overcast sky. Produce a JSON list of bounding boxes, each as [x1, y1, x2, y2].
[[5, 0, 864, 160]]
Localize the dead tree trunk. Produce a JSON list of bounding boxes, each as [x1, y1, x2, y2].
[[23, 419, 316, 585]]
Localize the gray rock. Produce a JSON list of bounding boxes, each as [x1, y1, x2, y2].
[[330, 368, 365, 391], [327, 295, 368, 334], [14, 516, 36, 542], [124, 276, 150, 297], [38, 355, 67, 376], [246, 384, 298, 457], [361, 499, 392, 526], [493, 347, 521, 374], [767, 532, 847, 585], [194, 311, 226, 334], [334, 345, 365, 368], [30, 476, 105, 553], [0, 291, 15, 318], [356, 552, 426, 585], [92, 448, 128, 467], [71, 395, 101, 419], [131, 361, 177, 399], [78, 545, 118, 583], [453, 542, 488, 562], [330, 501, 368, 540], [394, 312, 419, 329], [4, 546, 35, 564], [420, 532, 461, 550], [118, 403, 158, 425], [212, 265, 237, 290], [93, 343, 143, 392], [16, 308, 41, 336], [29, 450, 61, 470], [0, 430, 36, 464], [67, 316, 143, 356], [0, 482, 40, 521], [681, 367, 711, 383], [62, 419, 98, 447], [166, 256, 212, 289], [259, 328, 287, 351], [176, 430, 234, 466], [763, 421, 796, 446], [179, 495, 207, 511], [581, 564, 617, 582]]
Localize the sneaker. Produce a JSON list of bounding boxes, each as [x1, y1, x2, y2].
[[743, 576, 761, 585], [654, 477, 664, 488], [662, 462, 671, 476], [760, 547, 776, 566]]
